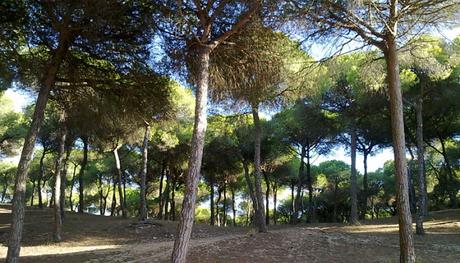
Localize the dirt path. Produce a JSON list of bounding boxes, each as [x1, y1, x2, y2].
[[0, 206, 459, 262]]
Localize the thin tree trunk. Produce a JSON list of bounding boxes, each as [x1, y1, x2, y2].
[[111, 175, 117, 217], [69, 164, 77, 212], [158, 160, 165, 219], [163, 171, 170, 220], [210, 174, 215, 226], [251, 105, 267, 233], [384, 36, 415, 263], [273, 183, 277, 225], [171, 178, 176, 221], [242, 161, 257, 213], [53, 110, 67, 242], [172, 46, 211, 262], [113, 145, 126, 218], [6, 29, 71, 262], [60, 145, 71, 220], [231, 188, 236, 226], [306, 149, 315, 223], [30, 180, 35, 207], [415, 94, 426, 235], [350, 127, 359, 224], [223, 182, 227, 227], [294, 146, 306, 223], [263, 172, 270, 226], [98, 174, 104, 215], [216, 187, 222, 226], [361, 151, 369, 220], [139, 123, 150, 221], [78, 137, 88, 213], [37, 149, 46, 209]]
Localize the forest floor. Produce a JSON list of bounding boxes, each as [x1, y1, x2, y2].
[[0, 205, 459, 262]]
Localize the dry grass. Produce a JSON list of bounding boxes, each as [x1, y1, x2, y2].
[[0, 205, 459, 262]]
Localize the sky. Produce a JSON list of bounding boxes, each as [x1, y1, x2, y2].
[[2, 27, 459, 173]]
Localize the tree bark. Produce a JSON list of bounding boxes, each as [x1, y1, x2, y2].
[[210, 174, 215, 226], [231, 188, 236, 226], [263, 171, 270, 225], [37, 149, 47, 209], [113, 145, 126, 218], [350, 127, 359, 224], [110, 175, 117, 216], [294, 146, 306, 223], [273, 182, 277, 225], [60, 145, 71, 220], [30, 180, 35, 206], [361, 151, 369, 220], [78, 137, 88, 213], [415, 94, 426, 235], [251, 105, 268, 233], [384, 36, 415, 263], [306, 148, 315, 223], [158, 160, 165, 219], [139, 123, 150, 221], [171, 46, 211, 263], [53, 111, 67, 242], [242, 161, 257, 214], [7, 28, 71, 262], [69, 164, 77, 212], [223, 182, 227, 226]]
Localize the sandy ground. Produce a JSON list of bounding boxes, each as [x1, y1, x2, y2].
[[0, 205, 459, 262]]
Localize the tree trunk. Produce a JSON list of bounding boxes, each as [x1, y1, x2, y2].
[[158, 160, 165, 219], [171, 178, 176, 221], [231, 188, 236, 226], [110, 176, 117, 217], [263, 172, 270, 226], [163, 171, 170, 220], [30, 180, 35, 207], [294, 146, 306, 223], [251, 105, 267, 233], [242, 161, 257, 213], [78, 137, 88, 213], [139, 123, 150, 221], [306, 149, 315, 223], [439, 137, 457, 208], [113, 145, 126, 218], [415, 94, 426, 235], [273, 183, 277, 225], [210, 174, 215, 226], [290, 180, 295, 224], [53, 111, 67, 242], [361, 151, 369, 220], [69, 164, 77, 212], [384, 37, 415, 263], [216, 187, 222, 226], [6, 29, 71, 262], [350, 127, 359, 224], [223, 182, 227, 227], [98, 174, 104, 215], [37, 149, 46, 209], [172, 46, 212, 262], [60, 145, 71, 221]]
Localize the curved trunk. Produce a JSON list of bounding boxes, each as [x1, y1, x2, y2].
[[384, 37, 415, 263], [139, 123, 150, 221], [350, 127, 359, 224], [294, 146, 306, 223], [53, 111, 67, 242], [6, 29, 71, 262], [251, 105, 267, 233], [78, 137, 88, 213]]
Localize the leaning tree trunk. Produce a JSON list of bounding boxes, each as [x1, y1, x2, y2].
[[251, 105, 268, 233], [415, 92, 427, 235], [53, 111, 67, 242], [6, 30, 71, 263], [171, 46, 211, 263], [294, 146, 306, 223], [113, 145, 126, 218], [350, 127, 359, 225], [384, 37, 415, 263], [78, 137, 88, 213]]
